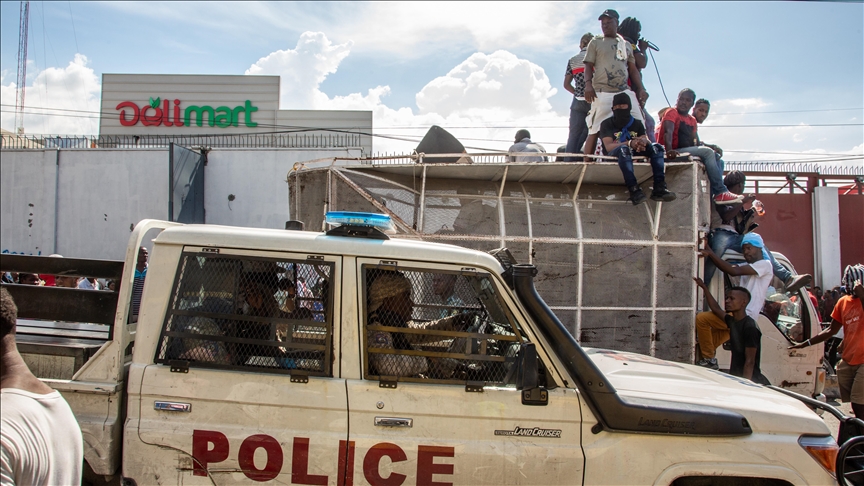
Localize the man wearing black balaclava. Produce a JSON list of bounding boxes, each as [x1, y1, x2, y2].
[[598, 92, 676, 205]]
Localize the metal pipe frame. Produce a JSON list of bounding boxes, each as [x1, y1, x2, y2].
[[314, 159, 703, 356]]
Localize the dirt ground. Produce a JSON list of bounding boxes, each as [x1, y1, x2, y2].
[[822, 397, 856, 442], [821, 373, 856, 441]]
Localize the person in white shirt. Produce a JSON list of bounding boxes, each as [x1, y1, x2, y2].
[[694, 233, 773, 369], [1, 288, 83, 485]]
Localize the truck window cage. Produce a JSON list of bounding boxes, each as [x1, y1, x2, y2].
[[155, 253, 333, 376], [362, 266, 527, 385]]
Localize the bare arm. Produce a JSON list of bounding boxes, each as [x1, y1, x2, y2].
[[601, 136, 626, 153], [564, 73, 576, 96], [694, 277, 726, 321], [633, 50, 647, 70], [790, 319, 843, 349], [743, 347, 757, 380], [662, 120, 678, 158], [698, 247, 758, 276], [583, 62, 596, 103]]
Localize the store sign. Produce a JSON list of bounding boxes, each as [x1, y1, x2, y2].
[[115, 97, 260, 128]]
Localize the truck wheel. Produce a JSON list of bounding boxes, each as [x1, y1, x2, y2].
[[836, 435, 864, 486]]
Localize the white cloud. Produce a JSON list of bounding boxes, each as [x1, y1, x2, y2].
[[1, 54, 100, 135], [416, 51, 556, 119], [724, 98, 770, 109], [246, 32, 354, 109], [247, 32, 567, 153], [342, 2, 592, 56]]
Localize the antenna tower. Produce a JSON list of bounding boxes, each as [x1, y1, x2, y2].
[[15, 0, 30, 135]]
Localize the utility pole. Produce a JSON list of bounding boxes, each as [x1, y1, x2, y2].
[[15, 0, 30, 135]]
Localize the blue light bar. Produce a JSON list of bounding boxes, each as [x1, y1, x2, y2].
[[325, 211, 394, 232]]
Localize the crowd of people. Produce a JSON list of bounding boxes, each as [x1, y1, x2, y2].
[[506, 9, 744, 207]]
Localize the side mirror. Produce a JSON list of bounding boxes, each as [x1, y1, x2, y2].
[[513, 343, 548, 406]]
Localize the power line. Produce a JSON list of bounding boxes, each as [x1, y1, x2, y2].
[[4, 105, 864, 152], [710, 107, 864, 115], [67, 1, 79, 53]]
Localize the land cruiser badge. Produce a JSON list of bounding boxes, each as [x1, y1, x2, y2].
[[494, 426, 561, 438]]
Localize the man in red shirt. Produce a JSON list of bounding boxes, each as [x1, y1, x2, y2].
[[658, 89, 742, 205], [792, 264, 864, 418]]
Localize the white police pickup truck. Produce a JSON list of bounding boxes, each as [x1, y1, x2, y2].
[[2, 214, 860, 485]]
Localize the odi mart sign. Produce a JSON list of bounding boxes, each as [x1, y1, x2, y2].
[[99, 74, 279, 136]]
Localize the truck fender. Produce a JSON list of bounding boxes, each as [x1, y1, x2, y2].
[[652, 462, 806, 486]]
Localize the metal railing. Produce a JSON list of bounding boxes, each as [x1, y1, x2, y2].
[[357, 151, 654, 165], [1, 133, 365, 150], [726, 161, 863, 176]]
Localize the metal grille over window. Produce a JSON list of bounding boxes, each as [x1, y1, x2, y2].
[[155, 253, 333, 376], [364, 266, 526, 385]]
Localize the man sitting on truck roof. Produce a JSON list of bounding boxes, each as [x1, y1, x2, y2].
[[598, 92, 676, 205], [691, 99, 725, 157], [693, 279, 770, 384], [1, 288, 83, 484], [791, 264, 864, 419], [695, 233, 774, 369], [705, 171, 812, 293], [658, 89, 742, 205], [508, 129, 548, 163], [582, 9, 648, 161]]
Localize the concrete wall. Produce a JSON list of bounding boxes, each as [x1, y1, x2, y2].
[[56, 150, 169, 260], [205, 149, 356, 230], [1, 147, 361, 261], [1, 149, 168, 260], [813, 186, 843, 289], [1, 150, 58, 256]]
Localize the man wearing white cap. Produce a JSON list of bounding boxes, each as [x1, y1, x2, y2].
[[581, 8, 648, 159]]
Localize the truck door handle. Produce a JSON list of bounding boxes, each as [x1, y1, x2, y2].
[[374, 416, 413, 428], [154, 401, 191, 412]]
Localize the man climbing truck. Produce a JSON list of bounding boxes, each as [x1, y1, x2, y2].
[[2, 215, 859, 484]]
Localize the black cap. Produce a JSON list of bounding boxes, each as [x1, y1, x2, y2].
[[612, 92, 631, 109], [598, 9, 619, 20], [514, 129, 531, 143]]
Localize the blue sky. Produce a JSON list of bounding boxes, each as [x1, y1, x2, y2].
[[1, 1, 862, 163]]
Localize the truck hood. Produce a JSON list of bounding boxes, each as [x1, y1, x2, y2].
[[585, 348, 830, 436]]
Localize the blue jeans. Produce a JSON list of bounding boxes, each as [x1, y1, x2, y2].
[[610, 142, 665, 188], [564, 99, 591, 161], [704, 228, 793, 286], [678, 146, 727, 196]]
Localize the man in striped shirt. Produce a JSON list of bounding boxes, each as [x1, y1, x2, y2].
[[563, 32, 595, 159]]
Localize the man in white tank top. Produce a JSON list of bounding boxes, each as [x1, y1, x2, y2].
[[1, 288, 83, 485]]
